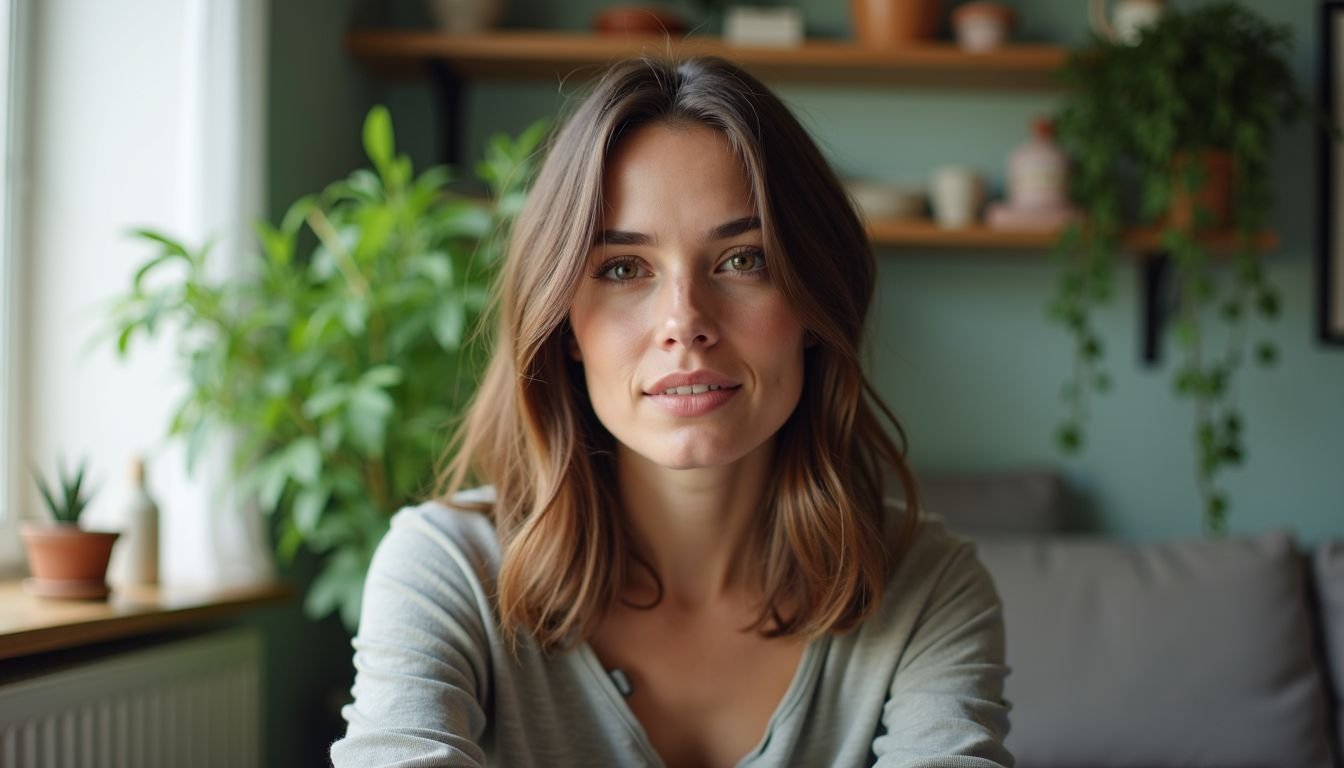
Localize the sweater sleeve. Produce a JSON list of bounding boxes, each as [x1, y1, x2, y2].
[[871, 536, 1015, 767], [330, 505, 495, 768]]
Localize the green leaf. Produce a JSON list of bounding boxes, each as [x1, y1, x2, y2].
[[293, 483, 331, 536], [282, 195, 317, 236], [304, 549, 364, 621], [347, 387, 395, 457], [340, 299, 369, 336], [1056, 424, 1082, 453], [363, 105, 395, 178], [432, 301, 466, 351], [1255, 341, 1278, 367], [411, 252, 453, 287], [130, 228, 192, 260], [277, 520, 304, 563], [256, 454, 289, 514], [361, 364, 404, 389], [353, 205, 396, 263], [286, 437, 323, 486]]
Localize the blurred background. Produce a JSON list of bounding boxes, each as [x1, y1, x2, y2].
[[0, 1, 1338, 766]]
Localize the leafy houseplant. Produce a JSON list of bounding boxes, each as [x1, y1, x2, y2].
[[1049, 1, 1306, 534], [109, 106, 545, 629], [21, 458, 121, 596]]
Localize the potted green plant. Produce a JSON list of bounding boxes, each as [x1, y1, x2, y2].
[[107, 106, 544, 629], [1049, 1, 1307, 533], [21, 457, 120, 599]]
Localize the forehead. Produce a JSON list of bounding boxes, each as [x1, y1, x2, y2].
[[600, 122, 756, 226]]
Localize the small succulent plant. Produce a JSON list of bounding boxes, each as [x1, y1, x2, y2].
[[33, 457, 95, 525]]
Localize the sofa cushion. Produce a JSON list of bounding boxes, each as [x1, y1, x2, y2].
[[974, 531, 1333, 768], [1314, 542, 1344, 761], [891, 469, 1068, 536]]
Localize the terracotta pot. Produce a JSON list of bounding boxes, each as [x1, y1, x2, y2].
[[20, 522, 120, 583], [1168, 150, 1233, 232], [593, 6, 688, 37], [851, 0, 944, 47]]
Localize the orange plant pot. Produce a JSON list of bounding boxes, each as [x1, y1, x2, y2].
[[851, 0, 945, 47], [1168, 150, 1234, 232], [20, 522, 120, 583]]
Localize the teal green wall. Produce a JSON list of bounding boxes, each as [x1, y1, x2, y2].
[[273, 2, 1341, 550], [263, 1, 1339, 763]]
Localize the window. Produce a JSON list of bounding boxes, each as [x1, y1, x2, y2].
[[0, 0, 28, 566]]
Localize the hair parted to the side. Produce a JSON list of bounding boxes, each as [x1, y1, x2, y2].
[[436, 55, 921, 653]]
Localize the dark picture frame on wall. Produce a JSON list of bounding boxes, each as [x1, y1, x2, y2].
[[1320, 1, 1344, 345]]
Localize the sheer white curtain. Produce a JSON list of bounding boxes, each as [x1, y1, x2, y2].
[[0, 0, 28, 570], [20, 0, 272, 586], [171, 0, 275, 587]]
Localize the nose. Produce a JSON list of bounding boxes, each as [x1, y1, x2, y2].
[[659, 275, 718, 350]]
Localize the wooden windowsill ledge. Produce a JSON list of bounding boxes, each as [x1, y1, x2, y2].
[[0, 580, 292, 661]]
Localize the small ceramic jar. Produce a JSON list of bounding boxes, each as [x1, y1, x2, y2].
[[951, 2, 1017, 53], [930, 166, 985, 229]]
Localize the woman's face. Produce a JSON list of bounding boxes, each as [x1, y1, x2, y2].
[[567, 123, 807, 471]]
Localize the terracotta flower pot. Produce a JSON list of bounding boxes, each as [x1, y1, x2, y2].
[[1168, 150, 1234, 232], [592, 6, 688, 37], [20, 522, 120, 598], [851, 0, 944, 47]]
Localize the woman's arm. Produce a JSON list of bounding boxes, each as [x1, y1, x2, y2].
[[872, 540, 1015, 767], [330, 507, 494, 768]]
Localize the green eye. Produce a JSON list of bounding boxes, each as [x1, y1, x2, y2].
[[724, 250, 765, 273], [597, 260, 642, 281]]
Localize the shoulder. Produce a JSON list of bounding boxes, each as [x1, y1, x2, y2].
[[878, 505, 1002, 624], [372, 486, 502, 589]]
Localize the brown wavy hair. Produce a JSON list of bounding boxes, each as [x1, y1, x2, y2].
[[437, 55, 920, 652]]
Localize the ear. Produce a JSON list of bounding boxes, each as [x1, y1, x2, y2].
[[567, 333, 583, 361], [803, 330, 819, 349]]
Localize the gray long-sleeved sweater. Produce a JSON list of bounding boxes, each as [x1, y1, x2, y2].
[[331, 490, 1014, 767]]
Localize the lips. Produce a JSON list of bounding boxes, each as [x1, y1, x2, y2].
[[645, 370, 741, 395], [642, 370, 742, 417], [645, 386, 739, 417]]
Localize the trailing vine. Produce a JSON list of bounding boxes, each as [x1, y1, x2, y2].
[[1050, 2, 1304, 533]]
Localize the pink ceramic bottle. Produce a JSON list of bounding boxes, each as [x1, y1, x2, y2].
[[1009, 118, 1068, 209], [988, 117, 1079, 229]]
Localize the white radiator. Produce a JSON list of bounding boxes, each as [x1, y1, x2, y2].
[[0, 627, 262, 768]]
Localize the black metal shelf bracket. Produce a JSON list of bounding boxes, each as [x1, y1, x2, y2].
[[426, 60, 465, 167], [1140, 252, 1176, 366]]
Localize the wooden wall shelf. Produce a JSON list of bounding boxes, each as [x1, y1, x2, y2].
[[344, 29, 1276, 365], [865, 218, 1279, 253], [345, 30, 1068, 89]]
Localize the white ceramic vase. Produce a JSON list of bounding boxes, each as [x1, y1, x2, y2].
[[427, 0, 505, 34]]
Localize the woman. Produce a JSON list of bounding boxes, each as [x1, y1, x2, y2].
[[332, 56, 1012, 768]]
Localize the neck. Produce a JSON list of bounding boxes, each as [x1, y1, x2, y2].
[[615, 440, 774, 610]]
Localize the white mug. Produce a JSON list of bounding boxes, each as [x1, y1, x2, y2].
[[930, 167, 985, 229]]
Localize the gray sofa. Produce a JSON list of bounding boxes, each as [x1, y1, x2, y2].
[[919, 470, 1343, 768]]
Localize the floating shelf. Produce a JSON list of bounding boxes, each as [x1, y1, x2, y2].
[[345, 29, 1278, 366], [864, 218, 1279, 253], [345, 30, 1068, 89]]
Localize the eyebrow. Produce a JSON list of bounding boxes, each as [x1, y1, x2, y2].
[[591, 216, 761, 247]]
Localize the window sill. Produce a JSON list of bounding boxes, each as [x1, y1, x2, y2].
[[0, 580, 291, 661]]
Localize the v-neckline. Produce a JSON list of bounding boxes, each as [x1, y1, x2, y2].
[[575, 633, 830, 767]]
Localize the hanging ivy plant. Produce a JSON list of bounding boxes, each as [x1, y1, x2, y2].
[[1049, 2, 1306, 533]]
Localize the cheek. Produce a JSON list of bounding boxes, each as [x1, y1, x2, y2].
[[739, 300, 807, 375], [569, 301, 640, 387]]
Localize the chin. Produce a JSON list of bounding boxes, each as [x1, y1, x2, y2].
[[634, 435, 756, 471]]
